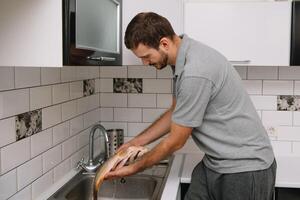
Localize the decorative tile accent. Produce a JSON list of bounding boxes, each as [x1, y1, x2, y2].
[[113, 78, 142, 93], [277, 95, 300, 111], [16, 109, 42, 141], [83, 79, 95, 96]]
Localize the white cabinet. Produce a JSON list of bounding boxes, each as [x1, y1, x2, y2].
[[184, 1, 291, 66], [0, 0, 62, 67], [122, 0, 183, 66]]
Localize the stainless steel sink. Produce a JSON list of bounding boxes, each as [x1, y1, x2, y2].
[[48, 158, 172, 200]]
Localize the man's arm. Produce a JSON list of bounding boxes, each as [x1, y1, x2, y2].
[[105, 121, 192, 179], [123, 97, 177, 147]]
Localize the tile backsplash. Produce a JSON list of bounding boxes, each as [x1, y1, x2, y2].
[[1, 65, 300, 199]]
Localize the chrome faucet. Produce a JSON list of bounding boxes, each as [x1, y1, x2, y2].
[[77, 124, 110, 173]]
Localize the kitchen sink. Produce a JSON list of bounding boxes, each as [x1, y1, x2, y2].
[[48, 158, 172, 200]]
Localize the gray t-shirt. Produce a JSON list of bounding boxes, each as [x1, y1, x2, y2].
[[172, 35, 274, 173]]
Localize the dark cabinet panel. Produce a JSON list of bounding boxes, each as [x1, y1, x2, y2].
[[275, 188, 300, 200]]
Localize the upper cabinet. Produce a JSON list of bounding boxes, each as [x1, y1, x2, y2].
[[0, 0, 62, 67], [184, 1, 291, 66], [122, 0, 183, 66], [0, 0, 294, 67], [63, 0, 122, 66]]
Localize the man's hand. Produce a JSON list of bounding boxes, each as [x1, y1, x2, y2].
[[116, 141, 134, 154], [105, 162, 142, 180], [105, 122, 192, 181]]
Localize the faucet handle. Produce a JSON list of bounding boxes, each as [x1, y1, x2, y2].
[[76, 158, 85, 170]]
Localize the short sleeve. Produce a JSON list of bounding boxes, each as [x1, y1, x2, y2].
[[172, 77, 213, 127]]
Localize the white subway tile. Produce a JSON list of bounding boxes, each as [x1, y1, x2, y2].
[[100, 93, 127, 107], [83, 109, 100, 128], [0, 67, 14, 91], [0, 138, 30, 174], [76, 67, 90, 80], [263, 81, 293, 95], [234, 66, 247, 79], [271, 140, 292, 155], [0, 117, 16, 148], [100, 122, 128, 136], [54, 158, 71, 182], [70, 115, 84, 136], [95, 78, 100, 93], [127, 123, 151, 137], [262, 111, 293, 126], [87, 94, 100, 111], [42, 105, 62, 129], [157, 66, 173, 78], [42, 145, 62, 172], [8, 185, 31, 200], [0, 89, 29, 119], [77, 128, 90, 149], [279, 66, 300, 80], [62, 136, 78, 160], [293, 142, 300, 155], [277, 126, 300, 141], [99, 79, 113, 93], [62, 100, 77, 121], [114, 108, 142, 122], [294, 112, 300, 126], [61, 66, 77, 82], [247, 66, 278, 80], [17, 156, 42, 190], [31, 129, 53, 158], [30, 85, 52, 110], [249, 95, 277, 110], [294, 81, 300, 95], [142, 109, 166, 123], [15, 67, 40, 88], [0, 169, 17, 200], [52, 83, 70, 104], [77, 96, 92, 115], [128, 66, 156, 78], [77, 66, 99, 80], [100, 66, 127, 78], [143, 79, 172, 93], [53, 121, 70, 146], [157, 94, 173, 108], [32, 170, 53, 199], [100, 108, 114, 122], [70, 81, 83, 99], [128, 94, 156, 108], [77, 95, 99, 115], [41, 68, 61, 85], [242, 80, 262, 95], [70, 146, 89, 168]]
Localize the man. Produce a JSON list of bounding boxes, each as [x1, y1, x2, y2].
[[106, 12, 276, 200]]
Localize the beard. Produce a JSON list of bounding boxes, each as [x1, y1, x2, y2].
[[150, 50, 168, 70]]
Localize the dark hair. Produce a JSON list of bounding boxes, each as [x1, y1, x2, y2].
[[124, 12, 176, 50]]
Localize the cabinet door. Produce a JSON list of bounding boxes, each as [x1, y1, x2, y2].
[[0, 0, 62, 67], [122, 0, 183, 65], [184, 1, 291, 66]]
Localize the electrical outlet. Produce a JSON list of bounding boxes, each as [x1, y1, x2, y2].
[[265, 126, 278, 138]]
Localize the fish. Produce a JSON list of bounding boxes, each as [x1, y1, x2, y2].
[[93, 146, 148, 200]]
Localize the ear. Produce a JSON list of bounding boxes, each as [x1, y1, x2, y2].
[[159, 37, 170, 50]]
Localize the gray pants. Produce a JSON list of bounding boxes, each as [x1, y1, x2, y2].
[[184, 160, 276, 200]]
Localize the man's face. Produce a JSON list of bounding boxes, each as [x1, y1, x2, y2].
[[132, 43, 168, 70]]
